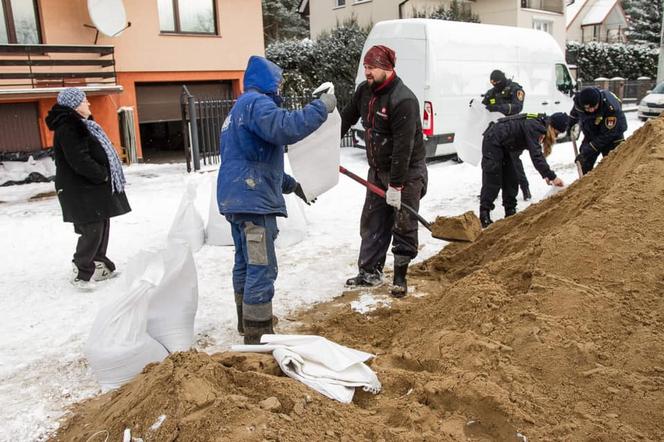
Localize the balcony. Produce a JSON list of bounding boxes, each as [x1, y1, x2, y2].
[[0, 44, 122, 99], [521, 0, 564, 14]]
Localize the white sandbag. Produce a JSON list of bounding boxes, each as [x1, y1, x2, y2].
[[85, 250, 168, 391], [287, 109, 341, 202], [168, 180, 204, 252], [543, 184, 565, 199], [454, 98, 502, 166], [147, 241, 199, 352], [276, 192, 307, 248], [205, 172, 233, 246]]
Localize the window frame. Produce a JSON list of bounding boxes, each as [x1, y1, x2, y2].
[[0, 0, 43, 44], [159, 0, 219, 36], [335, 0, 346, 8]]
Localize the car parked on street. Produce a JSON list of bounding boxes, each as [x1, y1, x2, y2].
[[638, 82, 664, 121]]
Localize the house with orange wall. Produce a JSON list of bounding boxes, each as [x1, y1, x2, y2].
[[0, 0, 264, 162]]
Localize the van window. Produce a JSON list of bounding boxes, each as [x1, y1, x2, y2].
[[555, 64, 574, 95]]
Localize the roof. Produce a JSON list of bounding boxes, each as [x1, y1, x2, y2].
[[581, 0, 619, 26], [566, 0, 589, 28]]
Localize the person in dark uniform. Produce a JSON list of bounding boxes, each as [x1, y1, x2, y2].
[[482, 69, 531, 200], [479, 112, 569, 228], [341, 45, 427, 298], [569, 87, 627, 175]]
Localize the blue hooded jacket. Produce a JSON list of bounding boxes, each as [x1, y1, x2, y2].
[[217, 56, 328, 216]]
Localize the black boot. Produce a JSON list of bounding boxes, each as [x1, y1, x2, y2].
[[479, 209, 493, 228], [243, 302, 274, 345], [504, 207, 516, 217], [391, 255, 409, 298], [235, 292, 244, 335], [521, 186, 532, 201], [346, 269, 383, 287]]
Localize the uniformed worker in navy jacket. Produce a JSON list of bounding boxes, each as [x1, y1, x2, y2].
[[340, 45, 427, 299], [479, 112, 568, 228], [569, 87, 627, 175], [217, 55, 336, 344], [482, 69, 532, 201]]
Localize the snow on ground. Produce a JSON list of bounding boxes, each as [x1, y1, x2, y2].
[[0, 113, 644, 440]]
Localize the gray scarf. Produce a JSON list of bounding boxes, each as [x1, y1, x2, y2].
[[84, 119, 126, 193]]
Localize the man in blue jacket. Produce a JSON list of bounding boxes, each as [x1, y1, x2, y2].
[[570, 87, 627, 174], [217, 55, 336, 344]]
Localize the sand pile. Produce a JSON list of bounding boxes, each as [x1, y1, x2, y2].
[[430, 211, 482, 242], [54, 119, 664, 441]]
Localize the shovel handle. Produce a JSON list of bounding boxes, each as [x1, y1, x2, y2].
[[571, 128, 584, 178], [339, 166, 432, 231]]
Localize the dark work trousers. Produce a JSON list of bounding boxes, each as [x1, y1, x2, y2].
[[225, 213, 279, 311], [579, 139, 622, 174], [509, 152, 530, 196], [73, 219, 114, 281], [480, 135, 519, 213], [357, 163, 427, 274]]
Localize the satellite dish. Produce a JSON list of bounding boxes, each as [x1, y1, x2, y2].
[[87, 0, 128, 37]]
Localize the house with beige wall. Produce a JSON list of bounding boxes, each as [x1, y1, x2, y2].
[[299, 0, 566, 49], [0, 0, 264, 162]]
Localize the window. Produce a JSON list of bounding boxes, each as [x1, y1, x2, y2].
[[0, 0, 41, 44], [533, 19, 553, 34], [335, 0, 346, 7], [157, 0, 217, 34], [521, 0, 563, 14], [555, 63, 574, 95]]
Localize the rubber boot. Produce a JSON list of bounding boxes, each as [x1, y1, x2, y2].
[[243, 302, 274, 345], [234, 292, 244, 335], [390, 255, 409, 298], [479, 209, 493, 228], [504, 207, 517, 217]]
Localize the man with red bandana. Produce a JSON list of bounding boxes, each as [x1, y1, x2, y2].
[[340, 45, 427, 298]]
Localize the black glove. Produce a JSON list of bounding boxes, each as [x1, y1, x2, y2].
[[574, 152, 585, 164], [294, 183, 316, 205]]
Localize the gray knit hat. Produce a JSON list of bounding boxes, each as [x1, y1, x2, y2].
[[57, 88, 86, 109]]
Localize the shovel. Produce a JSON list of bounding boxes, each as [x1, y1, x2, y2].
[[571, 125, 584, 178], [339, 166, 479, 242]]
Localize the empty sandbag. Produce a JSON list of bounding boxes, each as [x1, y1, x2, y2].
[[168, 180, 204, 252], [147, 240, 199, 352]]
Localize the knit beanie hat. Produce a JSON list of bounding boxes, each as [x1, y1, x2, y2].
[[57, 88, 86, 109], [490, 70, 506, 83], [363, 45, 396, 70], [549, 112, 569, 133], [578, 87, 601, 107]]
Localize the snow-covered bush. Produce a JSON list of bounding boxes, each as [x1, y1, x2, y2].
[[566, 41, 658, 81], [267, 19, 368, 108]]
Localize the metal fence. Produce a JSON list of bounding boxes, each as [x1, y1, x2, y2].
[[181, 87, 353, 172]]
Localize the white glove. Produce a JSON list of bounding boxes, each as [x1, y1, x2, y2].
[[385, 185, 402, 210]]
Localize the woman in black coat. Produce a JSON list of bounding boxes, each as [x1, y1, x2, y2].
[[45, 88, 130, 290]]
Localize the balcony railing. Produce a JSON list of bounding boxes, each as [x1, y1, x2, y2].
[[521, 0, 564, 14], [0, 44, 117, 89]]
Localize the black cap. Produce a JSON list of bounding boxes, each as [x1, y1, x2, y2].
[[578, 87, 601, 107], [549, 112, 569, 132], [490, 70, 506, 82]]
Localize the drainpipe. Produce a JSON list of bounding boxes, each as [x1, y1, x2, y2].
[[398, 0, 411, 19]]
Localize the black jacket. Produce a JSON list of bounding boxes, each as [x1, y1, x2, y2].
[[487, 114, 556, 180], [569, 88, 627, 153], [45, 104, 131, 224], [340, 74, 426, 187], [482, 80, 525, 116]]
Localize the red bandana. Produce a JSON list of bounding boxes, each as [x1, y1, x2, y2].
[[363, 45, 396, 70]]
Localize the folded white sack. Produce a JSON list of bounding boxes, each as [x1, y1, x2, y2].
[[232, 334, 381, 403]]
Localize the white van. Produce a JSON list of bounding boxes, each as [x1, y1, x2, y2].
[[352, 19, 576, 158]]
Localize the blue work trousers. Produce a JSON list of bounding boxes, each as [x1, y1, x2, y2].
[[225, 213, 279, 306]]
